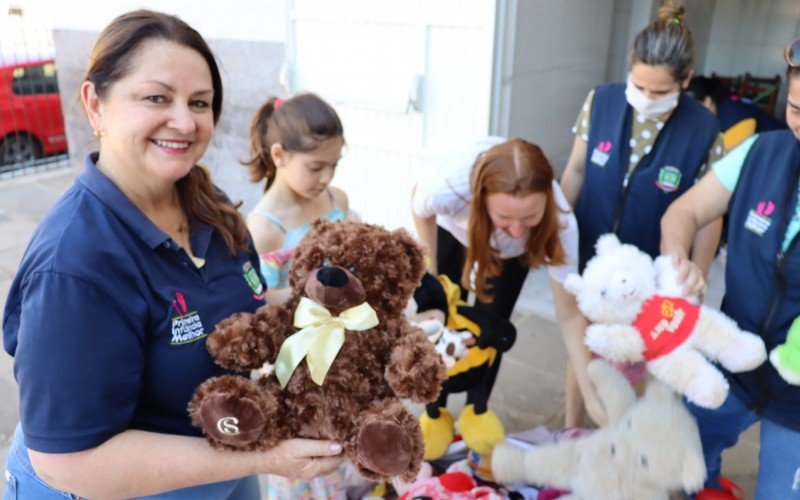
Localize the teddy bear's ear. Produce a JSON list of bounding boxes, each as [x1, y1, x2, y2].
[[563, 273, 584, 297], [595, 233, 622, 256], [391, 228, 425, 281], [310, 218, 334, 235]]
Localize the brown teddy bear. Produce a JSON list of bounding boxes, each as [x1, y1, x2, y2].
[[189, 220, 447, 482]]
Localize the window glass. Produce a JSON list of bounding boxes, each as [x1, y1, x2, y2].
[[12, 62, 59, 95]]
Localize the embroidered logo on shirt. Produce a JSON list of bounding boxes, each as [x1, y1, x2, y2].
[[590, 140, 613, 167], [170, 291, 207, 345], [243, 261, 265, 299], [744, 200, 775, 236], [655, 166, 682, 193]]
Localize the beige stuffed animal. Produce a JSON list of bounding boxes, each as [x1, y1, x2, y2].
[[564, 234, 767, 409], [491, 359, 707, 500]]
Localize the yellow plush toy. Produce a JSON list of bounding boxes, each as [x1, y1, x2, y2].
[[409, 273, 516, 460]]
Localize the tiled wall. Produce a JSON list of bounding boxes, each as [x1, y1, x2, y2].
[[53, 30, 283, 212]]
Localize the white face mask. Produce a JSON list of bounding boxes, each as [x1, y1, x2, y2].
[[625, 76, 679, 121]]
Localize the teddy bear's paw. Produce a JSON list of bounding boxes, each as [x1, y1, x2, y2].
[[490, 443, 527, 484], [386, 343, 447, 403], [684, 375, 729, 409], [197, 393, 267, 448], [205, 313, 267, 370], [357, 420, 415, 477], [717, 334, 767, 372]]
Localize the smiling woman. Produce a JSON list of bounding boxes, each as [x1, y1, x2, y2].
[[2, 9, 344, 500], [82, 39, 217, 254]]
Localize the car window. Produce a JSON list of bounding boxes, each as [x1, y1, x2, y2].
[[12, 62, 59, 96]]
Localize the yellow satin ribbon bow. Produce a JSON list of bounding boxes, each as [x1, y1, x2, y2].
[[275, 297, 379, 388]]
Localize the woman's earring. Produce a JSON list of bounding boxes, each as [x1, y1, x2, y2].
[[92, 129, 106, 139]]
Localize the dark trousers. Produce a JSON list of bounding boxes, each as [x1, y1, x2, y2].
[[436, 226, 527, 400]]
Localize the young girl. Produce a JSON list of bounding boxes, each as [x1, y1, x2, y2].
[[242, 92, 355, 497], [243, 93, 356, 306]]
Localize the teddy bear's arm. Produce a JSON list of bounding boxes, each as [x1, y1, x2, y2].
[[585, 323, 645, 363], [206, 304, 293, 371], [384, 319, 447, 403], [492, 440, 581, 489]]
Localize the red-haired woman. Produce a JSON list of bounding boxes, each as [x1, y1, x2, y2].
[[412, 136, 606, 427]]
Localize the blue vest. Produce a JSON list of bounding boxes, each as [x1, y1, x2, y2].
[[576, 83, 719, 270], [723, 130, 800, 430]]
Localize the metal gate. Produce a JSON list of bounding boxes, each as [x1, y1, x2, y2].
[[0, 5, 69, 178], [284, 0, 496, 231]]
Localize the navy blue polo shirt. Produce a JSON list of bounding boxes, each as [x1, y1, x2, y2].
[[2, 154, 266, 453]]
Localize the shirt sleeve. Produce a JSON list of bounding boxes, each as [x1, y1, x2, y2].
[[712, 134, 760, 192], [572, 89, 595, 142], [698, 133, 727, 178], [15, 271, 145, 453], [412, 160, 470, 219], [547, 183, 579, 284]]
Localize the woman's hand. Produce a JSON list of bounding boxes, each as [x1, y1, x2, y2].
[[671, 252, 707, 296], [256, 438, 344, 481]]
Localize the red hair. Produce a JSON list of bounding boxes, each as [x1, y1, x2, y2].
[[463, 138, 567, 302]]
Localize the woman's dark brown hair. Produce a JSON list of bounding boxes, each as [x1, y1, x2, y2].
[[85, 9, 248, 255], [243, 93, 344, 192], [464, 138, 566, 302], [631, 0, 695, 82]]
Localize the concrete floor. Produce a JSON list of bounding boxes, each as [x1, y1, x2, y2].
[[0, 168, 759, 498]]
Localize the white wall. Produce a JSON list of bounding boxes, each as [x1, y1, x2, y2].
[[0, 0, 286, 43]]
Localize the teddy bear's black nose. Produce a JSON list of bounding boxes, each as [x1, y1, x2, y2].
[[317, 266, 348, 288]]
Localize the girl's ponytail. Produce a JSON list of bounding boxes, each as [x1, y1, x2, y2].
[[242, 97, 281, 192]]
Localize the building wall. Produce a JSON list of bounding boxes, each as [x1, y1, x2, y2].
[[494, 0, 616, 171], [703, 0, 800, 117], [48, 1, 287, 211]]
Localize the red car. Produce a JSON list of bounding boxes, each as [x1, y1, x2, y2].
[[0, 59, 68, 167]]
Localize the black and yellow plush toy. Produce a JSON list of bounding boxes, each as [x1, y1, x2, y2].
[[408, 273, 516, 460]]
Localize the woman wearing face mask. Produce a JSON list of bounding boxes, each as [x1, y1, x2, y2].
[[559, 0, 725, 426], [660, 36, 800, 500]]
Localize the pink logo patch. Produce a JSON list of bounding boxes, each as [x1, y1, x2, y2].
[[172, 291, 188, 316], [597, 141, 612, 153], [756, 201, 775, 217]]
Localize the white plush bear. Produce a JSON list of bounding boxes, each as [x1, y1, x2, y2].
[[491, 360, 707, 500], [564, 234, 767, 409]]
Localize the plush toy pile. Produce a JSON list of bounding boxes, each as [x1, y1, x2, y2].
[[564, 234, 767, 409], [189, 220, 447, 481], [491, 359, 707, 499], [407, 273, 516, 460]]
